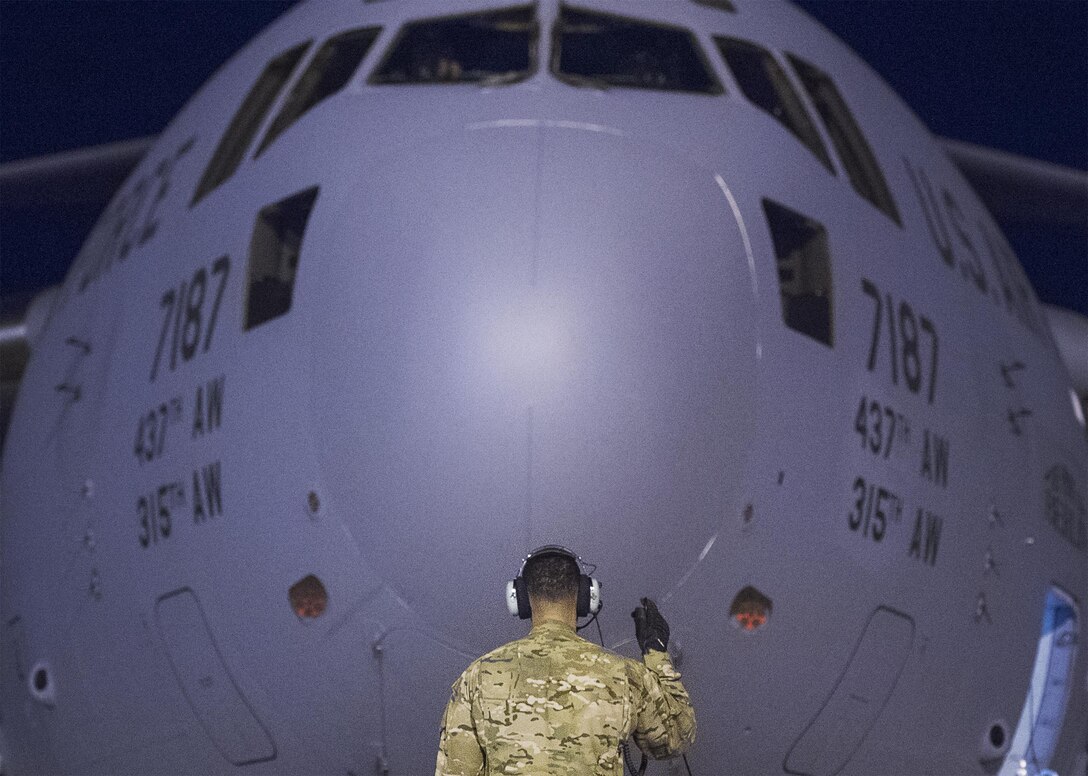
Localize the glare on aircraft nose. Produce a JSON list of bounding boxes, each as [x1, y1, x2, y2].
[[483, 300, 572, 385], [310, 124, 759, 649]]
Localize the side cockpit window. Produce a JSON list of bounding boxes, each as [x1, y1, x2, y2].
[[191, 43, 310, 207], [715, 38, 832, 172], [256, 27, 382, 157], [787, 54, 901, 225], [369, 6, 537, 86], [244, 187, 319, 331], [552, 5, 723, 94], [763, 199, 834, 347]]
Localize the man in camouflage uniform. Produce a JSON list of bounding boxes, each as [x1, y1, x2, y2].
[[435, 548, 695, 775]]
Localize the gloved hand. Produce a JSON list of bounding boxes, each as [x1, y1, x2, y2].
[[631, 597, 670, 655]]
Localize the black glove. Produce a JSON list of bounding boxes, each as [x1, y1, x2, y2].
[[631, 597, 669, 655]]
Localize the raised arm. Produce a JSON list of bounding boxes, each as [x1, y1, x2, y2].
[[629, 598, 696, 758]]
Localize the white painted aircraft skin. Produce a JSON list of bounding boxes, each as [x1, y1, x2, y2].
[[1, 1, 1085, 775]]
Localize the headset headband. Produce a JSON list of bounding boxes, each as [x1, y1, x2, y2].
[[518, 545, 580, 574]]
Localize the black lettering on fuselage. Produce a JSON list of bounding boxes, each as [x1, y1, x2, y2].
[[902, 156, 1046, 342], [903, 160, 954, 267], [78, 136, 196, 295], [921, 430, 949, 488], [192, 375, 225, 438], [943, 188, 987, 293], [192, 460, 223, 522], [909, 508, 942, 566]]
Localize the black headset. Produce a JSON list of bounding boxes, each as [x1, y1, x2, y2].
[[506, 545, 602, 620]]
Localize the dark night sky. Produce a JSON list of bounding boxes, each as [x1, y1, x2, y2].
[[1, 1, 1085, 314]]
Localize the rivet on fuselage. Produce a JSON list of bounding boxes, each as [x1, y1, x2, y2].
[[978, 718, 1011, 767], [28, 660, 55, 706], [89, 568, 102, 600], [974, 592, 991, 624]]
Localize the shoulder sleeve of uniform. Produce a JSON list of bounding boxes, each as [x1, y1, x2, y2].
[[435, 664, 484, 776], [627, 650, 696, 760]]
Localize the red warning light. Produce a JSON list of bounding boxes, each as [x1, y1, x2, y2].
[[733, 605, 768, 631], [289, 574, 328, 619], [729, 586, 772, 632]]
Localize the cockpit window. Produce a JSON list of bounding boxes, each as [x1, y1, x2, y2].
[[787, 54, 901, 225], [256, 27, 381, 157], [716, 38, 832, 173], [763, 199, 834, 347], [369, 6, 537, 85], [552, 5, 723, 95], [192, 43, 309, 207], [244, 187, 319, 331]]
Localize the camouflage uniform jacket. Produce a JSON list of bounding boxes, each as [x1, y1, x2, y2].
[[435, 620, 695, 775]]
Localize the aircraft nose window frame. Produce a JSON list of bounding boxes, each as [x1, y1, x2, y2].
[[786, 53, 902, 226], [368, 5, 539, 87], [715, 36, 834, 173], [243, 186, 320, 331], [190, 42, 311, 207], [551, 4, 724, 95], [255, 26, 383, 158], [762, 198, 835, 348]]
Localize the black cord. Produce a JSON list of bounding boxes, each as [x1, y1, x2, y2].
[[622, 741, 647, 776], [582, 604, 646, 775], [576, 602, 603, 633]]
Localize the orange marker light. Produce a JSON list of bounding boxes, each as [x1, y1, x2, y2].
[[729, 586, 772, 632], [733, 605, 768, 631]]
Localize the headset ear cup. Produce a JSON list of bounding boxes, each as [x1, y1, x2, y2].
[[505, 580, 520, 617], [588, 577, 601, 615], [514, 577, 532, 620], [577, 575, 591, 618]]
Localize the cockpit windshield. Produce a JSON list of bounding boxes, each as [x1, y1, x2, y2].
[[552, 5, 722, 94], [370, 6, 537, 86]]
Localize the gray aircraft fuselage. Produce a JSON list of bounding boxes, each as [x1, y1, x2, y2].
[[2, 1, 1085, 775]]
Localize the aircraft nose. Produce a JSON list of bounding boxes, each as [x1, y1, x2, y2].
[[311, 123, 758, 642]]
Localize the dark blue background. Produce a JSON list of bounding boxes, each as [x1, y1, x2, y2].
[[1, 1, 1085, 314]]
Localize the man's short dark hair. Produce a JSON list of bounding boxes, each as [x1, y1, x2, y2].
[[523, 552, 580, 602]]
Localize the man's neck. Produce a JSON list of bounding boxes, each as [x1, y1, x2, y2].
[[529, 599, 577, 630]]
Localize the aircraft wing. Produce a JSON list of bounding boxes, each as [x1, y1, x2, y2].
[[936, 138, 1087, 411], [1, 138, 153, 442], [939, 136, 1088, 233], [0, 136, 154, 209]]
